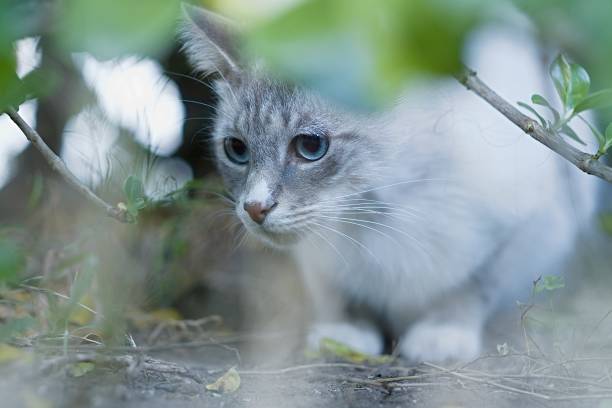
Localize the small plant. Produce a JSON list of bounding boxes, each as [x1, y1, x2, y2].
[[534, 275, 565, 294], [519, 54, 612, 159], [120, 175, 149, 222]]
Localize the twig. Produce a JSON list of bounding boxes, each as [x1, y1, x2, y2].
[[455, 68, 612, 183], [424, 362, 612, 401], [239, 362, 381, 376], [4, 107, 130, 222]]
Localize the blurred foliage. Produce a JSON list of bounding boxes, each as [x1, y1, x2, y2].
[[0, 235, 25, 285], [54, 0, 181, 59], [0, 0, 183, 111], [513, 0, 612, 89], [246, 0, 488, 109]]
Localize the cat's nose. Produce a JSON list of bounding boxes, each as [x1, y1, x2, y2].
[[243, 200, 277, 224]]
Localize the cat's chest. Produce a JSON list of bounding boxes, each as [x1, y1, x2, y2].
[[295, 207, 492, 314]]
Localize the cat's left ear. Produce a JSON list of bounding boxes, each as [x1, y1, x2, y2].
[[179, 4, 241, 79]]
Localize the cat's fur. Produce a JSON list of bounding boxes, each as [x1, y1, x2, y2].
[[180, 5, 599, 361]]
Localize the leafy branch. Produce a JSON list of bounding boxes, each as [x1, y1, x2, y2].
[[4, 107, 131, 223], [456, 62, 612, 184], [518, 55, 612, 159]]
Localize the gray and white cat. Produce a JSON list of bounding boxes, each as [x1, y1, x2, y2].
[[180, 5, 599, 362]]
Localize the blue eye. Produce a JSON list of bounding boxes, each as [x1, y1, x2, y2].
[[294, 134, 329, 161], [224, 137, 249, 165]]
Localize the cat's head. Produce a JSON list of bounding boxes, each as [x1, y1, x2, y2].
[[180, 5, 388, 247]]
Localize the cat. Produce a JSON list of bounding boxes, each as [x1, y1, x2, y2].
[[179, 4, 600, 361]]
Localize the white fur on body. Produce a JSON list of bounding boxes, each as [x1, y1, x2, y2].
[[295, 27, 599, 361]]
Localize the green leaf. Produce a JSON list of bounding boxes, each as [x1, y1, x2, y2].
[[550, 54, 572, 107], [568, 62, 590, 107], [123, 176, 145, 205], [68, 362, 96, 377], [534, 275, 565, 293], [601, 213, 612, 236], [575, 89, 612, 113], [0, 65, 57, 113], [560, 124, 586, 146], [601, 123, 612, 155], [549, 55, 590, 109], [0, 238, 25, 285], [123, 176, 148, 218], [517, 101, 547, 127], [531, 94, 560, 122]]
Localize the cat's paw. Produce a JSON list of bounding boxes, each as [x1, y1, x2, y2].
[[400, 321, 481, 362], [308, 322, 384, 355]]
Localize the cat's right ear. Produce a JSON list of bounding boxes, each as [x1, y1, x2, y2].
[[179, 4, 241, 79]]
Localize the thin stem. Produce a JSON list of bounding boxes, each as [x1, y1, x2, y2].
[[455, 67, 612, 183], [4, 107, 130, 222]]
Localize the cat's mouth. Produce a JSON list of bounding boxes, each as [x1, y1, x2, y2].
[[247, 224, 303, 248], [238, 215, 304, 248]]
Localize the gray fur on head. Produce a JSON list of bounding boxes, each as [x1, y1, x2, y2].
[[180, 6, 390, 247]]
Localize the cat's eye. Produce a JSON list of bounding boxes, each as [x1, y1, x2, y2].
[[294, 134, 329, 161], [224, 137, 249, 165]]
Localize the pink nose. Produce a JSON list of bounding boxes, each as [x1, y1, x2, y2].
[[243, 201, 277, 224]]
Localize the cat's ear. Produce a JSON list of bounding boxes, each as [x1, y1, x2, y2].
[[179, 4, 241, 78]]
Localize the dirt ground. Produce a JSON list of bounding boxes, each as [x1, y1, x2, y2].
[[1, 223, 612, 408]]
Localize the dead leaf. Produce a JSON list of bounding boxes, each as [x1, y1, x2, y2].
[[129, 308, 183, 330], [68, 294, 97, 326], [206, 367, 241, 394], [0, 343, 28, 364], [319, 338, 394, 365]]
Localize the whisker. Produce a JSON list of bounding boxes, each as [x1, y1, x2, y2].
[[315, 215, 404, 249], [304, 225, 349, 269], [233, 228, 249, 253], [309, 221, 383, 267], [317, 205, 423, 220], [323, 198, 427, 215], [322, 178, 449, 202], [316, 208, 420, 224], [164, 70, 212, 89], [317, 215, 433, 267]]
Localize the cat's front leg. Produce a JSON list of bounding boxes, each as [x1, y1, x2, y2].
[[399, 282, 489, 362], [400, 319, 482, 362], [298, 255, 384, 355]]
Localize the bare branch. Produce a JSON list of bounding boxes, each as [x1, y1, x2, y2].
[[4, 107, 130, 222], [455, 68, 612, 184]]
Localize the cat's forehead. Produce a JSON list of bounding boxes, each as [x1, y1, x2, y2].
[[214, 75, 330, 142]]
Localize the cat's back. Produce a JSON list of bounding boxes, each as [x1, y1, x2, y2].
[[384, 25, 599, 228]]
